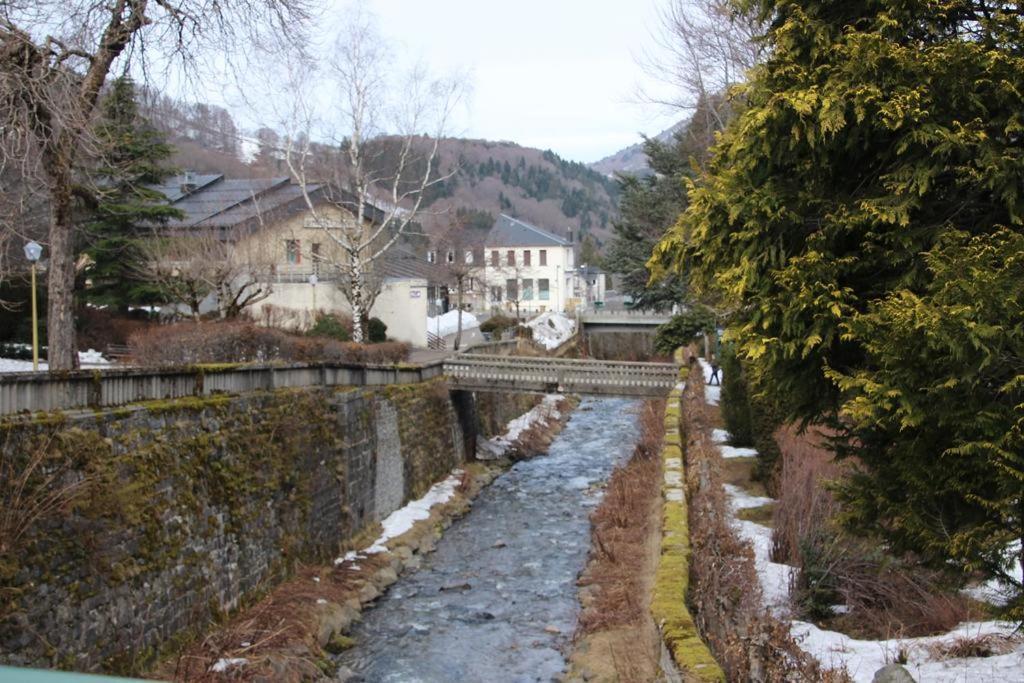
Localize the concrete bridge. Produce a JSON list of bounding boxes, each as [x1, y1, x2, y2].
[[579, 310, 672, 331], [443, 354, 680, 398]]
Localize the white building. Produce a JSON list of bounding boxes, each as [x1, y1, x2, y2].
[[482, 214, 575, 316]]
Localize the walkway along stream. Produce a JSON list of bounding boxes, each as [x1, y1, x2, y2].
[[335, 396, 642, 682]]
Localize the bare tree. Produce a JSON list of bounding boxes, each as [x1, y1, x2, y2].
[[137, 232, 274, 321], [284, 3, 466, 343], [436, 227, 483, 351], [0, 0, 310, 369], [640, 0, 765, 151]]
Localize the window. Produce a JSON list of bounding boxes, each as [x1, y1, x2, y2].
[[446, 250, 455, 264], [465, 250, 474, 264], [539, 278, 550, 301], [539, 249, 547, 266], [522, 279, 533, 300], [523, 250, 531, 266], [311, 243, 322, 274], [490, 285, 503, 303], [506, 250, 515, 266], [505, 278, 517, 301], [427, 250, 436, 264], [285, 239, 301, 264], [491, 250, 499, 267]]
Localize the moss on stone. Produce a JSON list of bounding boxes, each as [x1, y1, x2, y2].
[[650, 408, 725, 682]]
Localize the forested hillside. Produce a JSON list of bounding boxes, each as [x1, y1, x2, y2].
[[137, 91, 619, 246]]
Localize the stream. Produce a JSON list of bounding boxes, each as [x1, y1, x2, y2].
[[335, 396, 641, 683]]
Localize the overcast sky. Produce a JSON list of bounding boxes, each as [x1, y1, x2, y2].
[[327, 0, 682, 163]]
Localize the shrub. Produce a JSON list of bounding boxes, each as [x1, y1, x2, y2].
[[480, 314, 517, 335], [77, 307, 155, 351], [719, 344, 754, 447], [653, 304, 716, 354], [128, 321, 409, 366], [366, 317, 387, 343], [307, 313, 351, 342]]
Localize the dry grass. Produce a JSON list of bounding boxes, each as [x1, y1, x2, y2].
[[770, 424, 844, 565], [572, 399, 664, 682], [680, 366, 834, 681], [164, 555, 392, 682], [769, 424, 980, 638], [928, 632, 1023, 660]]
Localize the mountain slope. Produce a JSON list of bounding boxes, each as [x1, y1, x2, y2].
[[590, 118, 688, 177], [138, 91, 619, 247]]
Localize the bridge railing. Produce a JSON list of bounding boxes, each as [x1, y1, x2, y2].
[[0, 361, 444, 416], [443, 354, 680, 396]]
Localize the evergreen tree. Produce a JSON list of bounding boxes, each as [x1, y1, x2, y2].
[[83, 77, 182, 310], [604, 134, 691, 310], [653, 0, 1024, 601]]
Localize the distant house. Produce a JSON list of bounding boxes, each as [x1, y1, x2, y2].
[[148, 172, 436, 347], [480, 214, 575, 316]]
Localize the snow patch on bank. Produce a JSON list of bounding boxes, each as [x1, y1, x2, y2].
[[718, 443, 1024, 681], [335, 471, 463, 565], [427, 310, 480, 338], [474, 393, 565, 462], [526, 311, 575, 350]]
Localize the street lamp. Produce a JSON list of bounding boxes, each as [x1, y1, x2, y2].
[[23, 241, 43, 371], [308, 273, 318, 315]]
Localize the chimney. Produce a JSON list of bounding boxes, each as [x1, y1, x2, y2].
[[180, 170, 197, 194], [567, 228, 574, 244]]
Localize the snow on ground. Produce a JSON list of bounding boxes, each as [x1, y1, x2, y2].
[[697, 358, 721, 405], [427, 310, 480, 338], [962, 540, 1023, 607], [792, 620, 1024, 683], [526, 311, 575, 350], [711, 426, 758, 458], [0, 349, 112, 373], [718, 442, 1024, 681], [490, 393, 564, 451], [335, 471, 463, 565], [210, 658, 247, 673]]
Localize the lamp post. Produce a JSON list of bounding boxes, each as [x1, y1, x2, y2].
[[23, 241, 43, 371], [308, 273, 318, 316]]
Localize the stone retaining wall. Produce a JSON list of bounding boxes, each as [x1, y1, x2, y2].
[[0, 381, 535, 674]]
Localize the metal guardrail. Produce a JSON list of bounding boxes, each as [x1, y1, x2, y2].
[[0, 361, 444, 416], [443, 354, 679, 398]]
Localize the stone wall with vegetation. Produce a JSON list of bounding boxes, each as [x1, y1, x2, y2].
[[0, 380, 531, 674]]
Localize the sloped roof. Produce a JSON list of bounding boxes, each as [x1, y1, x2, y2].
[[380, 245, 448, 282], [150, 175, 324, 230], [486, 214, 569, 248]]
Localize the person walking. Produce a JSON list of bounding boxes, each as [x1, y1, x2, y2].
[[708, 355, 721, 386]]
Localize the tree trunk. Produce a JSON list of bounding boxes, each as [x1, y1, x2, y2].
[[454, 280, 464, 351], [350, 257, 365, 344], [46, 182, 78, 370]]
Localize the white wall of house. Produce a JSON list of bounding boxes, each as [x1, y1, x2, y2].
[[481, 245, 575, 316], [254, 277, 428, 347]]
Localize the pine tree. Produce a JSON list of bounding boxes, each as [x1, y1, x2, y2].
[[652, 0, 1024, 604], [83, 77, 182, 310]]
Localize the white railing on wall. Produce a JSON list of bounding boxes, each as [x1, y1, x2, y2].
[[0, 361, 445, 417]]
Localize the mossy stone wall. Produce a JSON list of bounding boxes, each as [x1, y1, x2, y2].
[[0, 378, 499, 674]]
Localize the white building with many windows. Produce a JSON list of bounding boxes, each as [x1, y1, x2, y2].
[[482, 214, 576, 316]]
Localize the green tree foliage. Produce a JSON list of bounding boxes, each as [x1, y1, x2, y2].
[[653, 304, 717, 354], [719, 344, 755, 446], [605, 96, 728, 312], [83, 77, 181, 310], [831, 229, 1024, 607], [652, 1, 1024, 599]]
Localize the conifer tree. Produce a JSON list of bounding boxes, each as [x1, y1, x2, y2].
[[83, 77, 182, 310], [652, 0, 1024, 603]]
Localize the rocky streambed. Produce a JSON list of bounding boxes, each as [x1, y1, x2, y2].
[[335, 397, 641, 682]]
